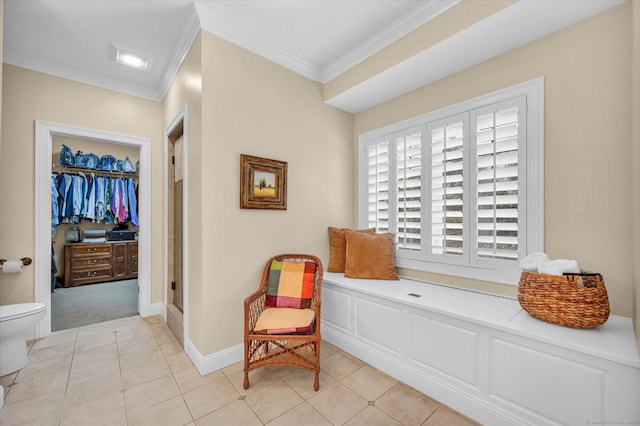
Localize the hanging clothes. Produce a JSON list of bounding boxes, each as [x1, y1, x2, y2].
[[52, 172, 138, 226], [96, 177, 106, 222], [63, 176, 73, 220], [85, 175, 96, 221], [51, 244, 58, 293], [112, 178, 120, 222], [51, 175, 60, 227], [71, 175, 83, 220], [61, 174, 73, 221], [128, 178, 138, 227]]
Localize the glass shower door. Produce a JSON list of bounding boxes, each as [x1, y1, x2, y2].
[[173, 136, 183, 312]]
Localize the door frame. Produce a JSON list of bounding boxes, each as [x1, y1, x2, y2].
[[35, 120, 152, 338], [164, 104, 189, 346]]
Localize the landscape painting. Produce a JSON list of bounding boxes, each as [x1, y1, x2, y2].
[[240, 154, 287, 210], [253, 170, 276, 198]]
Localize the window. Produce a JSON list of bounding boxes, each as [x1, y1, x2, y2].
[[358, 78, 543, 284]]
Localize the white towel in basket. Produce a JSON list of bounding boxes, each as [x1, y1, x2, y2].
[[537, 259, 580, 276], [519, 252, 550, 272]]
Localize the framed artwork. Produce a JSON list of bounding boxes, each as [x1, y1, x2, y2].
[[240, 154, 287, 210]]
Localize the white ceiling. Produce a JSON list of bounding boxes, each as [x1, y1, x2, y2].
[[2, 0, 627, 113]]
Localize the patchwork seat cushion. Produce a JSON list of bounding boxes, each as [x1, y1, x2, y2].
[[254, 307, 316, 334], [266, 260, 316, 308]]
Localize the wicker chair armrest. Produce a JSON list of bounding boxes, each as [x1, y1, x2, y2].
[[244, 286, 266, 306], [244, 287, 267, 332]]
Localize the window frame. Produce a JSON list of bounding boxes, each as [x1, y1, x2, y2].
[[357, 77, 544, 285]]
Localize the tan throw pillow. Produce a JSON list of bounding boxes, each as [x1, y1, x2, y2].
[[344, 231, 399, 280], [327, 227, 375, 272]]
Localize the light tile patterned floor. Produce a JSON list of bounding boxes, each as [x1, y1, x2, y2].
[[0, 315, 479, 425]]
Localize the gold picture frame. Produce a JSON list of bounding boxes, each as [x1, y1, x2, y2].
[[240, 154, 287, 210]]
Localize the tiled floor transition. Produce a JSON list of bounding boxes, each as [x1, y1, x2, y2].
[[0, 315, 479, 425]]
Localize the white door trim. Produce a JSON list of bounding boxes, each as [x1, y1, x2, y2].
[[35, 120, 152, 338]]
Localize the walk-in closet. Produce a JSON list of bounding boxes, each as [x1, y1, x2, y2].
[[51, 136, 141, 331]]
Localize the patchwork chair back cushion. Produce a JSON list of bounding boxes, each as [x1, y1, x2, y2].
[[243, 254, 323, 391]]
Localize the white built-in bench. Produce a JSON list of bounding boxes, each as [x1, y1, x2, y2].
[[321, 272, 640, 426]]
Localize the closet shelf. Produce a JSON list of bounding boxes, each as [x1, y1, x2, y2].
[[53, 164, 139, 178]]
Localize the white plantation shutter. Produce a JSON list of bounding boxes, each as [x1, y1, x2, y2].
[[358, 78, 542, 283], [428, 115, 468, 264], [367, 141, 390, 232], [472, 97, 526, 267], [395, 130, 423, 253]]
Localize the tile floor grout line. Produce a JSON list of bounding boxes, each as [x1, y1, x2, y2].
[[420, 405, 441, 426], [161, 323, 197, 426], [267, 380, 331, 425], [236, 379, 264, 425], [114, 328, 132, 426], [59, 328, 80, 426]]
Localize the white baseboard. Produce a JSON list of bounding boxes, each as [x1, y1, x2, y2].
[[141, 303, 166, 320], [185, 338, 243, 376]]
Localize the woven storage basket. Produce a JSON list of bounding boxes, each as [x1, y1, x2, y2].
[[518, 271, 610, 328]]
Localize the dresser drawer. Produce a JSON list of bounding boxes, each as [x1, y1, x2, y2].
[[69, 244, 111, 257], [71, 256, 111, 269], [71, 266, 112, 283]]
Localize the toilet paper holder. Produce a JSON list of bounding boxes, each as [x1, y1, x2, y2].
[[0, 258, 33, 267]]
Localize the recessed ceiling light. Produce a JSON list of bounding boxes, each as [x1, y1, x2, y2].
[[109, 41, 151, 71], [116, 51, 149, 71]]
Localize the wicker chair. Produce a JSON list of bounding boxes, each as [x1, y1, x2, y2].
[[243, 254, 324, 391]]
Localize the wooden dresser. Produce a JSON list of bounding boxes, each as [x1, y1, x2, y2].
[[64, 241, 138, 287]]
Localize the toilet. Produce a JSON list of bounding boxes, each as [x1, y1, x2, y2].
[[0, 303, 46, 376]]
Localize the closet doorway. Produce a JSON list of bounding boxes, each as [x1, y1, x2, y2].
[[35, 121, 152, 339], [50, 136, 140, 331], [165, 106, 188, 346]]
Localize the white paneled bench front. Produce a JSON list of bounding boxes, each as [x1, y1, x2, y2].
[[321, 272, 640, 426]]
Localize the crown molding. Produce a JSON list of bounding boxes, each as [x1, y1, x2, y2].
[[194, 2, 323, 82], [325, 0, 627, 113], [157, 5, 201, 101], [194, 0, 460, 84], [322, 0, 461, 83], [3, 51, 162, 101]]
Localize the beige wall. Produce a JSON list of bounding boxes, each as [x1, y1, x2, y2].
[[0, 65, 163, 307], [1, 0, 4, 164], [354, 3, 634, 317], [633, 0, 640, 351], [194, 31, 353, 354], [161, 31, 353, 355]]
